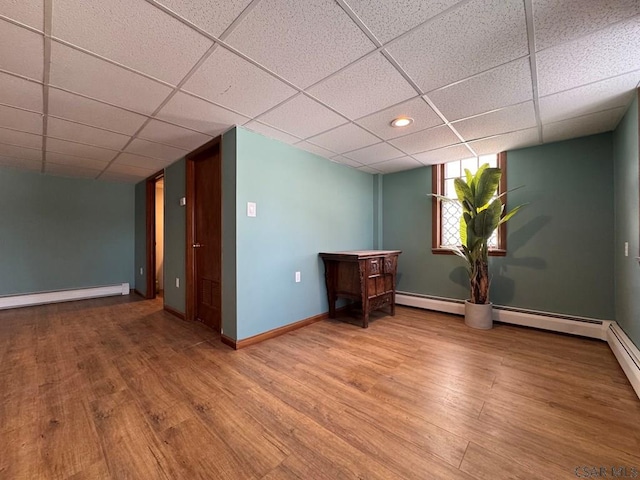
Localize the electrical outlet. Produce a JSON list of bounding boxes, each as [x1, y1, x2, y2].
[[295, 271, 301, 283], [176, 278, 180, 288], [625, 242, 629, 257]]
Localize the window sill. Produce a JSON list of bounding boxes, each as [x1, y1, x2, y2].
[[432, 247, 507, 257]]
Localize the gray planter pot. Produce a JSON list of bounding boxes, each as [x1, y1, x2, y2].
[[464, 300, 493, 330]]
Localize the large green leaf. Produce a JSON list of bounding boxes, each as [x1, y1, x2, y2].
[[459, 213, 468, 247], [474, 167, 501, 208], [474, 163, 489, 182], [464, 168, 473, 183], [473, 198, 502, 240], [428, 193, 460, 203], [453, 177, 473, 205], [498, 204, 526, 225]]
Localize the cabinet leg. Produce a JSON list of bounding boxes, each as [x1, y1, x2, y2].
[[362, 309, 369, 328], [328, 294, 336, 318]]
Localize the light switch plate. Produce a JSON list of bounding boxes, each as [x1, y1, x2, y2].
[[247, 202, 257, 217], [179, 197, 186, 206]]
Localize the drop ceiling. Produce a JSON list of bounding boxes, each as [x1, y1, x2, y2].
[[0, 0, 638, 182]]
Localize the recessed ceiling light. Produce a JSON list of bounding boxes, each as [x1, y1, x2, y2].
[[390, 117, 413, 128]]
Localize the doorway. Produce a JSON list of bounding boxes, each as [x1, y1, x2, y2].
[[186, 138, 222, 331], [145, 171, 165, 300], [155, 177, 165, 298]]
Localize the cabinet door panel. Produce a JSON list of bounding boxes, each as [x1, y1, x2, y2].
[[384, 275, 393, 292], [368, 258, 381, 275]]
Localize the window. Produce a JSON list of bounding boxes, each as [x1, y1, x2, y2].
[[432, 151, 507, 256]]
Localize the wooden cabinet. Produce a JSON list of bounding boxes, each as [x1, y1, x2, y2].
[[319, 250, 401, 328]]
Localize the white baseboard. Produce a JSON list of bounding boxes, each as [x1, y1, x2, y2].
[[607, 323, 640, 399], [0, 283, 130, 310], [396, 293, 611, 340]]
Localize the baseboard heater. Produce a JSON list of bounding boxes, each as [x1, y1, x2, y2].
[[0, 283, 130, 310], [396, 292, 611, 339], [607, 323, 640, 399], [396, 292, 640, 399]]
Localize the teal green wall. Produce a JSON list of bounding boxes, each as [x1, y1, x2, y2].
[[373, 174, 383, 249], [233, 127, 374, 340], [221, 129, 237, 340], [164, 159, 186, 313], [134, 180, 146, 294], [382, 167, 468, 300], [614, 93, 640, 348], [383, 133, 615, 320], [0, 167, 134, 295]]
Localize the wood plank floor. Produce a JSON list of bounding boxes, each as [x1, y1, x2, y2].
[[1, 295, 639, 479]]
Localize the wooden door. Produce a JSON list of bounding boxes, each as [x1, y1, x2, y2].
[[186, 140, 221, 331]]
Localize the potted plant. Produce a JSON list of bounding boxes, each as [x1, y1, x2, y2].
[[436, 164, 523, 329]]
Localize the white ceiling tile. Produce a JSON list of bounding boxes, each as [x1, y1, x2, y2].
[[52, 0, 213, 85], [114, 152, 169, 171], [258, 94, 347, 139], [539, 71, 640, 123], [107, 161, 160, 178], [369, 156, 423, 173], [357, 165, 383, 174], [47, 117, 130, 150], [346, 0, 464, 44], [156, 91, 249, 134], [45, 151, 109, 170], [0, 20, 43, 80], [428, 58, 533, 121], [533, 0, 640, 51], [294, 141, 336, 159], [0, 143, 41, 161], [46, 137, 118, 162], [124, 138, 188, 162], [468, 127, 540, 155], [0, 127, 42, 149], [0, 155, 41, 171], [387, 0, 528, 92], [542, 107, 625, 144], [413, 144, 475, 165], [138, 120, 213, 151], [307, 53, 416, 119], [452, 102, 537, 141], [48, 88, 147, 135], [153, 0, 253, 37], [307, 123, 379, 154], [0, 104, 42, 134], [330, 155, 364, 168], [0, 73, 42, 112], [355, 97, 443, 140], [389, 124, 460, 154], [49, 42, 173, 115], [2, 0, 44, 30], [183, 47, 297, 117], [537, 17, 640, 96], [243, 121, 300, 144], [45, 163, 102, 179], [344, 142, 404, 165], [225, 0, 375, 88]]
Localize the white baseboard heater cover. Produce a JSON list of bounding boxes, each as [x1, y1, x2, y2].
[[395, 292, 611, 340], [607, 323, 640, 399], [0, 283, 130, 310]]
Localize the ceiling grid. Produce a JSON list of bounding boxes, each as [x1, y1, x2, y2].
[[0, 0, 636, 181]]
